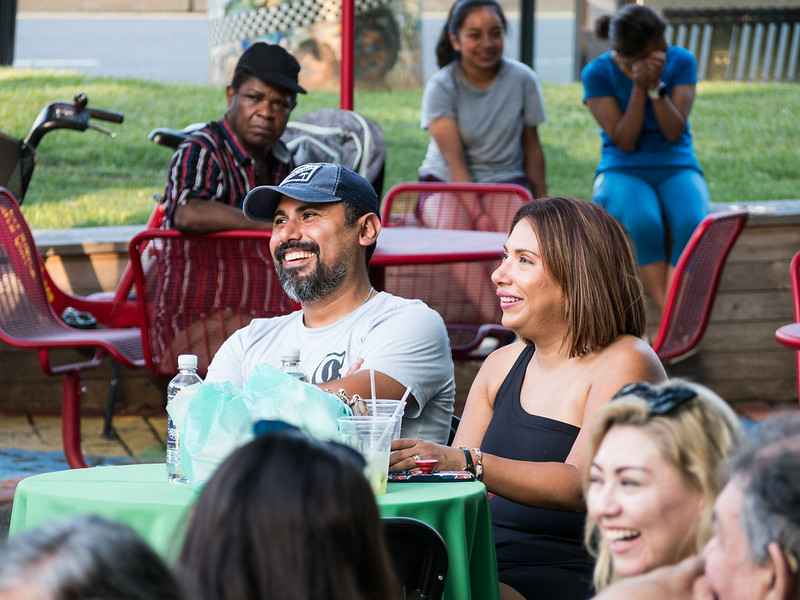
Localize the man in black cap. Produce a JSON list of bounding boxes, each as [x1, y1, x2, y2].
[[205, 162, 456, 444], [161, 43, 307, 233]]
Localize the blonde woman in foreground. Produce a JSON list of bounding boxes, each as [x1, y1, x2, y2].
[[584, 379, 744, 592]]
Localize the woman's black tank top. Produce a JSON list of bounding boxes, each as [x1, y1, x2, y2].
[[481, 344, 594, 599]]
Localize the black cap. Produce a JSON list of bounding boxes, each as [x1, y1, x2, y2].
[[243, 163, 380, 223], [235, 43, 307, 95]]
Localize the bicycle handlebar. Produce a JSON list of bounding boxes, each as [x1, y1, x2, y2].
[[4, 93, 126, 204], [23, 93, 124, 147], [88, 107, 124, 124]]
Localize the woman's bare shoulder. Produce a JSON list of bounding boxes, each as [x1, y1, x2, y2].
[[474, 340, 529, 381], [604, 333, 659, 356], [485, 340, 528, 365], [595, 334, 666, 380]]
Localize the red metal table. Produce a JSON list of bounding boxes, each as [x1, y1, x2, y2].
[[776, 322, 800, 349], [775, 322, 800, 402], [370, 227, 507, 290], [372, 228, 507, 266]]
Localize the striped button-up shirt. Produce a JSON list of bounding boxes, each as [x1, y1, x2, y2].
[[161, 116, 293, 228]]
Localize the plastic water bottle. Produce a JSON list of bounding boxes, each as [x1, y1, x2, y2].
[[166, 354, 203, 483], [279, 348, 309, 382]]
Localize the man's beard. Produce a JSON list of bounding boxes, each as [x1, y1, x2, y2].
[[274, 241, 348, 304]]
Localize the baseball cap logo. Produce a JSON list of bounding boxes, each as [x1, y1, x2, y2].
[[281, 163, 323, 185]]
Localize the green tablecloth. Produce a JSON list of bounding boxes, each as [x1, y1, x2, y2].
[[10, 463, 499, 600], [378, 476, 500, 600]]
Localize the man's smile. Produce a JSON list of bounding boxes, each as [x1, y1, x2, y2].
[[274, 242, 320, 269], [282, 250, 316, 266]]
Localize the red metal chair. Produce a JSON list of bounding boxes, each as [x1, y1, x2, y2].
[[774, 250, 800, 402], [43, 202, 165, 330], [0, 187, 145, 468], [128, 229, 299, 381], [379, 182, 532, 360], [651, 209, 749, 363], [38, 201, 165, 436]]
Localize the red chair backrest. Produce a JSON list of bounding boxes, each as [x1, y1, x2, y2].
[[651, 209, 749, 362], [381, 182, 531, 232], [0, 187, 68, 343], [129, 229, 299, 380], [790, 250, 800, 322], [38, 202, 166, 329], [782, 250, 800, 404], [379, 182, 532, 358]]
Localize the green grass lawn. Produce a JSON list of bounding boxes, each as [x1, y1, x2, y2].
[[1, 68, 799, 230]]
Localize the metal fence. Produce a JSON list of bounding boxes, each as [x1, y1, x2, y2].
[[664, 7, 800, 83]]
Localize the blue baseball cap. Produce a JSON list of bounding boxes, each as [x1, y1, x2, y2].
[[243, 163, 380, 223]]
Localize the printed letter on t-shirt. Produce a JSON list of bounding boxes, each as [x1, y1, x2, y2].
[[311, 351, 346, 384]]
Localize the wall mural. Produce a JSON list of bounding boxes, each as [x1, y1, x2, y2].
[[208, 0, 423, 91]]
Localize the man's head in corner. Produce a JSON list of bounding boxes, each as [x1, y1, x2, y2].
[[243, 163, 381, 304], [699, 414, 800, 600], [225, 43, 307, 157]]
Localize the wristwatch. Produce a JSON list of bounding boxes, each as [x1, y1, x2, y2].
[[648, 82, 667, 100]]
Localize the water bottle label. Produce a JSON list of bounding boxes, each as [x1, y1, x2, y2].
[[167, 416, 178, 446]]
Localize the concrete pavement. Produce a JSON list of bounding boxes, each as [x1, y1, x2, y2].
[[0, 412, 168, 540]]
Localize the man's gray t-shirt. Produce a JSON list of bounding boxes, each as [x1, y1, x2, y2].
[[419, 57, 547, 183], [206, 292, 456, 444]]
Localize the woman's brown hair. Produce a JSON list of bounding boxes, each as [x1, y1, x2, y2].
[[510, 197, 646, 357]]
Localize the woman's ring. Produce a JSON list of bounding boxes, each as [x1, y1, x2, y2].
[[412, 454, 421, 461]]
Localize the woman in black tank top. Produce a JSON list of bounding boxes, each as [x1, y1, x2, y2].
[[389, 197, 667, 600]]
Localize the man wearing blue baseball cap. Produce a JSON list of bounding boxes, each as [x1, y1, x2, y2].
[[205, 163, 456, 444], [161, 43, 306, 233]]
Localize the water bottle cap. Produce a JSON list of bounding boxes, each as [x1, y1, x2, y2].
[[281, 348, 301, 362], [177, 354, 198, 369]]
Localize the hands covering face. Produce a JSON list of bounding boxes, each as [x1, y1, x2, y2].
[[631, 50, 666, 89]]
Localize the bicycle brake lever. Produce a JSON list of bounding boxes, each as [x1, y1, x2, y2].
[[87, 123, 116, 139]]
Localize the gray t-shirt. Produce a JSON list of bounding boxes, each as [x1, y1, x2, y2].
[[419, 57, 547, 183], [206, 292, 456, 444]]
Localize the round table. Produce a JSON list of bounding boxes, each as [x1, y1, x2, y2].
[[10, 463, 499, 600]]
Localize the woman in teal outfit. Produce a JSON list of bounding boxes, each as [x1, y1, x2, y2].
[[581, 4, 710, 311]]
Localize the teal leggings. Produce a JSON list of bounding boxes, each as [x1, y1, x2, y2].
[[593, 166, 710, 266]]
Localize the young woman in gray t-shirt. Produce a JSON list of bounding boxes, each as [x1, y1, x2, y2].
[[418, 0, 548, 210]]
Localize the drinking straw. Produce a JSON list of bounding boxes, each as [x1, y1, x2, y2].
[[400, 386, 411, 405], [392, 397, 405, 421], [370, 369, 376, 401], [376, 416, 396, 449]]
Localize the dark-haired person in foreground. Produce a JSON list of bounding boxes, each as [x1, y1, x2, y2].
[[162, 43, 306, 233], [0, 514, 186, 600], [176, 427, 398, 600]]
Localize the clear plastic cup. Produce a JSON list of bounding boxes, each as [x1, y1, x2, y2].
[[362, 399, 404, 441], [337, 415, 395, 494]]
